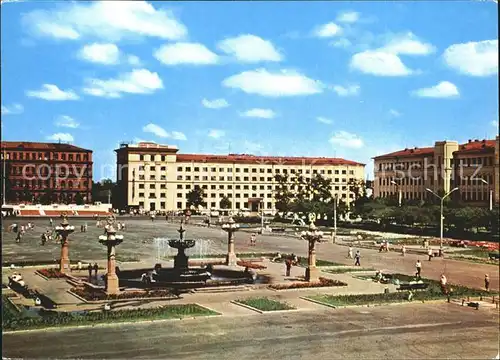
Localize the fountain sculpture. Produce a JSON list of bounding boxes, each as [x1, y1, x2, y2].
[[55, 213, 75, 274], [168, 222, 195, 271], [98, 216, 124, 294]]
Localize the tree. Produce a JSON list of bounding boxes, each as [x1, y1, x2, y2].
[[273, 174, 294, 212], [220, 195, 231, 210], [348, 178, 366, 200], [92, 178, 115, 203], [74, 193, 84, 205], [186, 186, 206, 209]]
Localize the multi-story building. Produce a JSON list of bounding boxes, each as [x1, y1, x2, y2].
[[0, 141, 93, 204], [373, 136, 500, 207], [114, 142, 365, 212]]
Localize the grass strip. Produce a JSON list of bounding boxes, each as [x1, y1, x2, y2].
[[237, 297, 295, 311]]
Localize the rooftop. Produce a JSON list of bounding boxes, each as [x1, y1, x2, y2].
[[372, 147, 435, 160], [1, 141, 92, 152], [176, 153, 365, 166], [454, 139, 496, 154]]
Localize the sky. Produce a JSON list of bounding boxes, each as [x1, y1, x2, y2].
[[1, 0, 498, 181]]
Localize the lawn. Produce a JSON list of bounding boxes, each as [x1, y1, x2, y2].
[[236, 297, 295, 311], [2, 296, 218, 331], [273, 256, 343, 267], [307, 274, 495, 307], [324, 267, 375, 274]]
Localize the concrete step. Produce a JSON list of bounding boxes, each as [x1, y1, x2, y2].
[[194, 286, 251, 293]]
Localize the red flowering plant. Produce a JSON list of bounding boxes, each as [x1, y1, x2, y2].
[[37, 268, 67, 279], [237, 261, 267, 270], [269, 277, 347, 290]]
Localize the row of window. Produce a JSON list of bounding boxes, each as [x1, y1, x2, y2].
[[377, 156, 495, 172], [136, 192, 355, 200], [177, 166, 354, 175], [175, 175, 354, 182], [379, 174, 494, 187], [137, 183, 351, 192], [5, 151, 90, 162], [9, 166, 91, 177], [10, 179, 89, 189], [379, 190, 493, 202]]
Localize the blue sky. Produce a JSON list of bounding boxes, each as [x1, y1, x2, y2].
[[1, 0, 498, 180]]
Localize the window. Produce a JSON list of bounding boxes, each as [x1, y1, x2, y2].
[[150, 175, 156, 180], [244, 177, 249, 181], [244, 185, 249, 190], [211, 167, 216, 172], [236, 168, 241, 173], [349, 170, 354, 175], [244, 168, 249, 173], [150, 166, 156, 171], [139, 192, 145, 197], [219, 185, 225, 189], [211, 202, 216, 207], [177, 193, 183, 198], [219, 176, 224, 181], [139, 201, 144, 207], [211, 176, 216, 181], [177, 167, 183, 171], [186, 167, 191, 172], [335, 170, 339, 174], [160, 184, 166, 189], [219, 168, 224, 172], [177, 184, 183, 189], [149, 184, 155, 189], [327, 170, 332, 174], [236, 193, 241, 198], [139, 175, 145, 180], [342, 170, 346, 174], [194, 176, 200, 181], [160, 202, 165, 209], [227, 168, 232, 172], [202, 185, 208, 189], [194, 167, 199, 172], [140, 155, 144, 161], [177, 202, 182, 209], [185, 176, 191, 181], [210, 194, 216, 198], [203, 167, 208, 172], [203, 176, 208, 181], [177, 175, 182, 180], [161, 155, 166, 161], [149, 193, 155, 199], [252, 168, 257, 173], [252, 177, 257, 181], [161, 166, 166, 171], [211, 185, 216, 190]]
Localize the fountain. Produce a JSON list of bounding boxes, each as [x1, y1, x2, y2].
[[168, 222, 195, 271], [116, 222, 268, 288]]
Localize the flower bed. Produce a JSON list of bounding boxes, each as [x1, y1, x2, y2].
[[273, 256, 343, 267], [269, 277, 347, 290], [70, 287, 181, 301], [237, 261, 267, 270], [188, 260, 225, 267], [37, 268, 67, 279], [236, 297, 295, 311], [2, 302, 218, 331]]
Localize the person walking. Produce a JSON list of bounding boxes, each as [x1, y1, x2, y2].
[[427, 247, 433, 261], [250, 233, 256, 246], [15, 230, 22, 243], [87, 263, 92, 279], [285, 256, 293, 277], [93, 263, 99, 278], [401, 245, 406, 256], [415, 260, 422, 278], [354, 251, 361, 266], [440, 274, 448, 294], [348, 247, 353, 259], [485, 274, 490, 292]]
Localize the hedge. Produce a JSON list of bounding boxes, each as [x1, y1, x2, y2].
[[237, 297, 295, 311]]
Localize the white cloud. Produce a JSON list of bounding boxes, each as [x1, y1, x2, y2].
[[46, 133, 74, 142], [142, 123, 186, 140], [154, 42, 219, 65], [336, 11, 359, 23], [83, 69, 163, 98], [78, 43, 120, 65], [350, 50, 413, 76], [171, 131, 187, 141], [55, 115, 80, 128], [443, 40, 498, 77], [222, 69, 323, 97], [202, 98, 229, 109], [217, 34, 282, 63], [331, 38, 352, 48], [389, 109, 401, 117], [1, 103, 24, 115], [127, 55, 141, 66], [412, 81, 459, 98], [332, 84, 360, 97], [313, 22, 342, 38], [380, 32, 435, 56], [317, 117, 333, 124], [23, 1, 187, 41], [208, 129, 225, 139], [26, 84, 79, 101], [329, 131, 364, 149], [240, 108, 276, 119], [491, 120, 499, 128], [143, 123, 169, 138], [243, 140, 264, 154]]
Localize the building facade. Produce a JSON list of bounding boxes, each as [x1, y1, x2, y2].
[[0, 141, 93, 205], [115, 142, 365, 212], [373, 137, 500, 207]]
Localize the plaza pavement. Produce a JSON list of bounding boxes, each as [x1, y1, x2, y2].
[[3, 304, 499, 359], [2, 218, 498, 291]]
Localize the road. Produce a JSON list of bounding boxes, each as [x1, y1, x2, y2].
[[3, 304, 498, 359]]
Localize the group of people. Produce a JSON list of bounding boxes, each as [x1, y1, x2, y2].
[[347, 247, 362, 266]]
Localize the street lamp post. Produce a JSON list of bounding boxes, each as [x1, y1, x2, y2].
[[425, 187, 459, 249], [221, 217, 240, 266], [300, 221, 324, 282], [260, 200, 264, 234], [54, 214, 75, 273], [479, 178, 493, 211], [390, 180, 402, 207], [333, 195, 338, 243], [98, 216, 124, 295], [2, 151, 8, 206]]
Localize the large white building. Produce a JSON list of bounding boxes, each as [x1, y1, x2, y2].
[[115, 142, 365, 212]]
